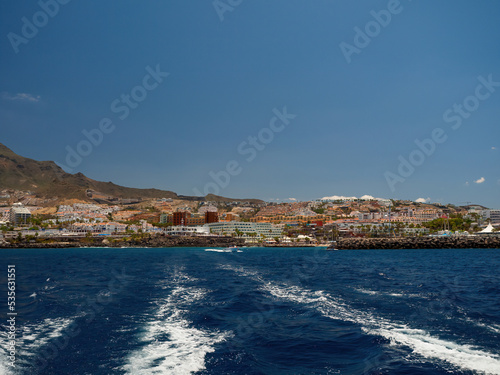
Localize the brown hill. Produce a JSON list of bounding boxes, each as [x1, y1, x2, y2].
[[0, 143, 263, 204]]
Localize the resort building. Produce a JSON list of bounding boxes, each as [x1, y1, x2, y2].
[[482, 209, 500, 226], [205, 221, 283, 243], [205, 211, 219, 223], [164, 226, 210, 236], [173, 211, 189, 226], [9, 203, 31, 225]]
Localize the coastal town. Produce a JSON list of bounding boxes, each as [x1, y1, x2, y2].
[[1, 188, 498, 247]]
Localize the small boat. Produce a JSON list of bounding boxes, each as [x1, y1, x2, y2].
[[223, 246, 240, 252], [326, 241, 337, 251]]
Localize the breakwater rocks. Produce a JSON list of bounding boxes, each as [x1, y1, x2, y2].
[[336, 236, 500, 250], [0, 236, 245, 249]]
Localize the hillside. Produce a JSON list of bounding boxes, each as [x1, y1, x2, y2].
[[0, 143, 263, 204]]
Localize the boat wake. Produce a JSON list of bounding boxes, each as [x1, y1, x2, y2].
[[221, 264, 500, 375], [0, 317, 75, 374], [205, 248, 242, 253], [121, 269, 230, 375]]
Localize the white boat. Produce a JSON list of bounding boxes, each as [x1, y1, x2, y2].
[[223, 246, 239, 252], [326, 241, 337, 250]]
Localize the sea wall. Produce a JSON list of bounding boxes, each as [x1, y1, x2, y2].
[[336, 236, 500, 250], [0, 236, 245, 249]]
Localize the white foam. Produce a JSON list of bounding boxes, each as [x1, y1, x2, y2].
[[18, 318, 74, 355], [0, 349, 16, 375], [465, 318, 500, 335], [355, 288, 379, 295], [354, 288, 421, 299], [122, 271, 229, 375], [205, 248, 242, 253], [489, 324, 500, 335], [368, 326, 500, 374], [0, 317, 74, 371], [225, 265, 500, 375]]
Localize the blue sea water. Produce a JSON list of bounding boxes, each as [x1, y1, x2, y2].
[[1, 247, 500, 375]]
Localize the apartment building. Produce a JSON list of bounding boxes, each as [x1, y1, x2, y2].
[[206, 221, 283, 242], [9, 203, 31, 225]]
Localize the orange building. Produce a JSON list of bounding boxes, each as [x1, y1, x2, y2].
[[173, 211, 188, 226], [205, 211, 219, 224]]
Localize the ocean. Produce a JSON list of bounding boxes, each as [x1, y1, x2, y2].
[[1, 247, 499, 375]]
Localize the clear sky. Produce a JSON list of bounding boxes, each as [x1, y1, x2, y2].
[[1, 0, 499, 207]]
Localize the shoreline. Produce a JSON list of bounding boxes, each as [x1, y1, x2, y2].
[[1, 235, 499, 249], [0, 235, 245, 249], [334, 236, 500, 250]]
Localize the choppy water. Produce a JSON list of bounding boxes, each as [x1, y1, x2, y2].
[[1, 247, 499, 374]]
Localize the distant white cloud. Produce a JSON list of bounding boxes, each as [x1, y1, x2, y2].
[[287, 198, 297, 201], [474, 177, 485, 184], [415, 197, 430, 203], [492, 147, 497, 150], [1, 92, 40, 102], [465, 181, 469, 186]]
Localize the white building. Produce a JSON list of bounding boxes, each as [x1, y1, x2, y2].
[[482, 209, 500, 226], [165, 226, 210, 236], [205, 222, 283, 243], [357, 212, 382, 220], [9, 203, 31, 225]]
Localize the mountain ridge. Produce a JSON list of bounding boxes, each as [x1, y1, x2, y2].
[[0, 143, 263, 204]]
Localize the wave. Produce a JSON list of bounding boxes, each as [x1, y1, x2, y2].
[[0, 350, 15, 375], [354, 288, 423, 299], [205, 248, 243, 253], [222, 264, 500, 375], [0, 317, 75, 373], [465, 318, 500, 335], [121, 269, 229, 375]]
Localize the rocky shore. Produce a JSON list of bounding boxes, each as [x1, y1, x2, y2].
[[0, 236, 245, 249], [2, 235, 499, 250], [336, 236, 500, 250]]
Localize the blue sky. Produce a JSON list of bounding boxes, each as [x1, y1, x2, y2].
[[1, 0, 499, 207]]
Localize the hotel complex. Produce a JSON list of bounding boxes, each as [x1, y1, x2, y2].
[[205, 222, 284, 242]]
